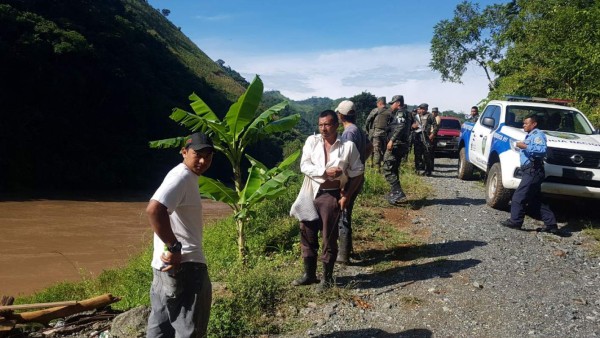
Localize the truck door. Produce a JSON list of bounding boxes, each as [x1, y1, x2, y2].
[[471, 105, 501, 168]]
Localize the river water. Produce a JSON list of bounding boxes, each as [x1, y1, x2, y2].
[[0, 198, 230, 297]]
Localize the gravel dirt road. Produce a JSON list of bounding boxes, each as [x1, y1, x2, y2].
[[283, 157, 600, 338]]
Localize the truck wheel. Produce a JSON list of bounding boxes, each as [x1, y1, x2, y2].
[[457, 147, 474, 180], [486, 162, 513, 210]]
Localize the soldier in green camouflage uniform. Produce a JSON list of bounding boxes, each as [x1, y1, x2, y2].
[[412, 103, 438, 176], [365, 96, 386, 138], [382, 95, 412, 205], [365, 97, 390, 172]]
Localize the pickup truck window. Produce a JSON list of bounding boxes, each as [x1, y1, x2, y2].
[[506, 105, 594, 134], [481, 105, 501, 129], [439, 119, 461, 130]]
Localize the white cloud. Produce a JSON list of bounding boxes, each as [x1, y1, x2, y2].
[[198, 42, 491, 114]]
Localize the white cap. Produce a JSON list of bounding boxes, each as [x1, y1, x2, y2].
[[335, 100, 355, 116]]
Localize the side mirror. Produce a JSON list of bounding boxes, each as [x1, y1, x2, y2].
[[482, 117, 495, 128]]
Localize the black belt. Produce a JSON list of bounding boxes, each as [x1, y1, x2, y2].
[[317, 188, 340, 194], [521, 160, 543, 170]]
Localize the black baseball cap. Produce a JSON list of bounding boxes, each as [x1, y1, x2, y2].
[[185, 132, 214, 151]]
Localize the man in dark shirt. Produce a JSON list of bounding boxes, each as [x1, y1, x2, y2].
[[335, 100, 371, 264]]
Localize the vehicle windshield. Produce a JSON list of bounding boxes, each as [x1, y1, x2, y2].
[[505, 105, 594, 135], [439, 119, 461, 130]]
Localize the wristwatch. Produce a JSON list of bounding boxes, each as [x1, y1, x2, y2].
[[167, 241, 182, 253]]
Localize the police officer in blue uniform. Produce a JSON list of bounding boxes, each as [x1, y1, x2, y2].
[[501, 115, 560, 234]]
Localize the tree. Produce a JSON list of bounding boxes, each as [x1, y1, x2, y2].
[[491, 0, 600, 125], [429, 1, 516, 90], [150, 75, 301, 261], [348, 91, 377, 130], [161, 8, 170, 17]]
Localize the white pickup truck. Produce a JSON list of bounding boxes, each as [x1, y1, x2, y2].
[[458, 96, 600, 209]]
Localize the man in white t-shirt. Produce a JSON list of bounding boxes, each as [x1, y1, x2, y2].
[[146, 132, 214, 338]]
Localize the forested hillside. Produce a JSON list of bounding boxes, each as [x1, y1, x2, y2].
[[0, 0, 250, 195]]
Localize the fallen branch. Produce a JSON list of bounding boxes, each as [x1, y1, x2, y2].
[[7, 294, 120, 325], [0, 301, 78, 312]]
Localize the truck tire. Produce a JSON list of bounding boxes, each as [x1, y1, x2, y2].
[[486, 162, 513, 210], [457, 147, 474, 180]]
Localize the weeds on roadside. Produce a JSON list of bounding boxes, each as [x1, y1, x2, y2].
[[582, 223, 600, 257]]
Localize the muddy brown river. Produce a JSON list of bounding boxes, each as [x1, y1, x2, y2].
[[0, 199, 231, 297]]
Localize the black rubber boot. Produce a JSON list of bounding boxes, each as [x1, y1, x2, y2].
[[336, 233, 350, 264], [316, 261, 335, 292], [336, 210, 351, 264], [291, 257, 319, 286]]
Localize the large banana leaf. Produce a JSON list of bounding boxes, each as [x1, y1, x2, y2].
[[244, 170, 296, 205], [169, 108, 206, 133], [225, 75, 263, 139], [188, 93, 219, 122], [238, 164, 265, 205], [246, 150, 300, 177], [263, 114, 301, 134], [245, 154, 269, 178], [148, 136, 187, 149], [204, 119, 233, 148], [246, 101, 289, 130], [198, 176, 238, 206], [241, 102, 293, 146], [274, 149, 301, 171]]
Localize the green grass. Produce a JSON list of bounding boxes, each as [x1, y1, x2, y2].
[[582, 224, 600, 257]]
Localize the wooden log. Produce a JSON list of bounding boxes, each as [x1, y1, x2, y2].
[[0, 319, 17, 337], [7, 294, 120, 325], [0, 301, 78, 312]]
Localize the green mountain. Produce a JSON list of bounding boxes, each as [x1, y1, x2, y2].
[[0, 0, 251, 195]]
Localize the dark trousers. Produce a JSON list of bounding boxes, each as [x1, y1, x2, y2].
[[414, 135, 433, 173], [338, 181, 363, 248], [382, 144, 407, 189], [300, 190, 340, 264], [510, 166, 556, 226]]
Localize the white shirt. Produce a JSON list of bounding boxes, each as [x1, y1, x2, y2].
[[150, 163, 207, 269], [290, 134, 364, 221], [414, 114, 423, 133]]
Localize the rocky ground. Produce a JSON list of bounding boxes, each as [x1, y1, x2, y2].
[[280, 157, 600, 338]]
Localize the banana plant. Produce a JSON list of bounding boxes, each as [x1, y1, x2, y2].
[[150, 75, 301, 261]]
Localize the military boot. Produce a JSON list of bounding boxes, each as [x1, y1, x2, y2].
[[387, 183, 407, 205], [291, 257, 319, 286], [316, 261, 335, 292]]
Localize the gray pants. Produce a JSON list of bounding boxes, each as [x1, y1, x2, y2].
[[147, 262, 212, 338]]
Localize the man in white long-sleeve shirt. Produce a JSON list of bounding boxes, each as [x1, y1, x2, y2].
[[290, 109, 364, 291]]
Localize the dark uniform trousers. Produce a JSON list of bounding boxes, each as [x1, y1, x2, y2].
[[510, 162, 556, 226], [382, 143, 408, 188], [371, 134, 386, 168], [413, 134, 433, 172], [300, 190, 340, 264]]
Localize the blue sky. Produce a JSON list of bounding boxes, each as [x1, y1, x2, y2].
[[147, 0, 504, 113]]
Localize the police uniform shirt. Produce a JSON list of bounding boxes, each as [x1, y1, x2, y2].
[[519, 128, 547, 166]]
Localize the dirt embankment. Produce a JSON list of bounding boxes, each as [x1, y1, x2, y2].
[[0, 199, 231, 297]]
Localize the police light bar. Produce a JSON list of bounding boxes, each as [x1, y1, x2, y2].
[[504, 95, 575, 105]]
